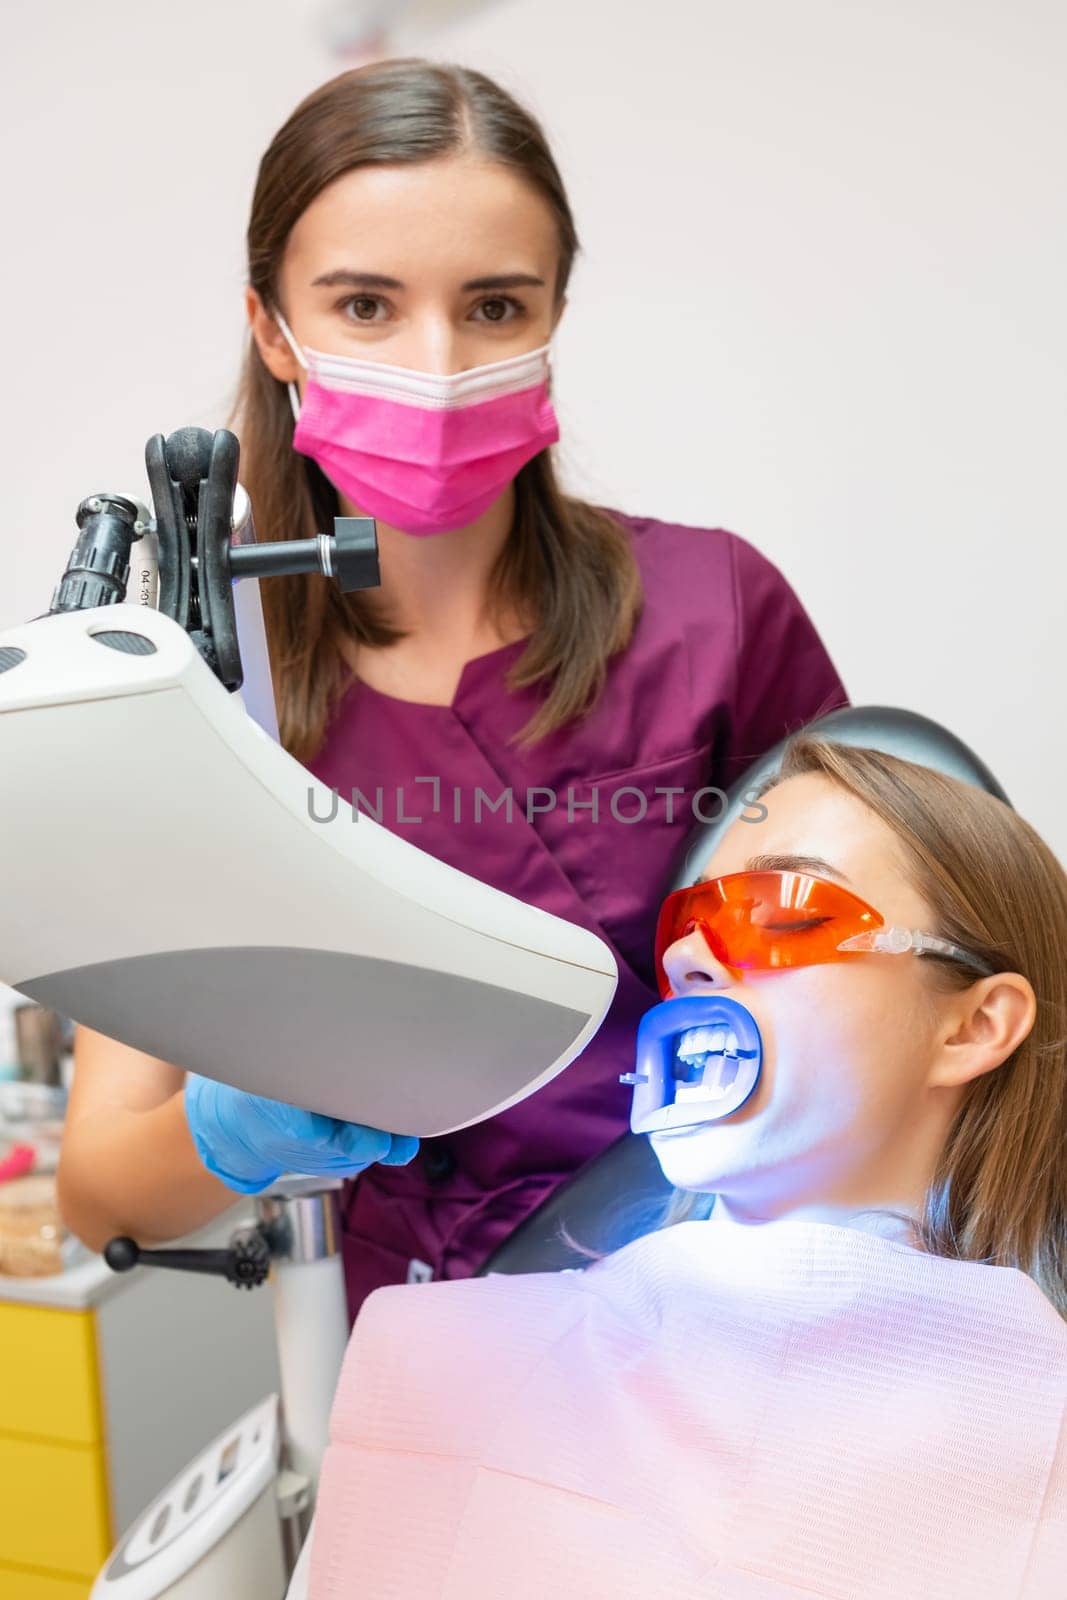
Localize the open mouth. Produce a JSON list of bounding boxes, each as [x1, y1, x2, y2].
[[672, 1026, 742, 1103]]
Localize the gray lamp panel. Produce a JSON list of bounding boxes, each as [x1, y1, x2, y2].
[[20, 946, 589, 1137]]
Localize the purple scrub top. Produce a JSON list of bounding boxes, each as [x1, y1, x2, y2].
[[305, 509, 849, 1322]]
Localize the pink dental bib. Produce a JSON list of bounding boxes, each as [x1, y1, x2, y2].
[[307, 1215, 1066, 1599]]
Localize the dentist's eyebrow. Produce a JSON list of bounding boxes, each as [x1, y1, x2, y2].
[[696, 853, 854, 886], [309, 269, 547, 292]]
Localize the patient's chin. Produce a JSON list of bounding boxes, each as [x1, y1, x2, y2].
[[650, 1124, 737, 1191]]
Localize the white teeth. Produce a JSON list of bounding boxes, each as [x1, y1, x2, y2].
[[677, 1026, 739, 1059], [673, 1024, 742, 1103]]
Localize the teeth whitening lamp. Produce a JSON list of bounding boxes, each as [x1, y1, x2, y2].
[[0, 427, 616, 1135], [0, 427, 618, 1598]]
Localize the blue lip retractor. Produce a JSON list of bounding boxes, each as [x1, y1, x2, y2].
[[621, 993, 763, 1134]]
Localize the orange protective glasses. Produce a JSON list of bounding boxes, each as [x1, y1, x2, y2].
[[654, 869, 995, 999]]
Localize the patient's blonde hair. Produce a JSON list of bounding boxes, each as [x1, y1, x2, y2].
[[568, 736, 1067, 1318]]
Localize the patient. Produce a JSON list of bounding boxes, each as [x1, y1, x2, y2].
[[303, 736, 1067, 1600]]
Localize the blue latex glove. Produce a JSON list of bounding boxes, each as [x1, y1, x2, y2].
[[184, 1074, 420, 1194]]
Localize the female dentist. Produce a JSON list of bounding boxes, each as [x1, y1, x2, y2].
[[58, 56, 848, 1322]]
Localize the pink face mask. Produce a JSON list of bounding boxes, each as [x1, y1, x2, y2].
[[273, 311, 560, 536]]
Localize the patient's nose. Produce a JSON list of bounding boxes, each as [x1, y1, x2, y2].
[[662, 925, 740, 994]]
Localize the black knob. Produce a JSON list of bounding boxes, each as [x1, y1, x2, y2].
[[228, 1229, 272, 1289], [101, 1231, 272, 1289], [163, 427, 214, 495], [104, 1235, 141, 1272], [331, 517, 380, 593]]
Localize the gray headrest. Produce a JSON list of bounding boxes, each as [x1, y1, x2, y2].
[[672, 704, 1011, 891]]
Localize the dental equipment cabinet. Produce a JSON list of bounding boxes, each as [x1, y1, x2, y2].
[[0, 424, 619, 1596]]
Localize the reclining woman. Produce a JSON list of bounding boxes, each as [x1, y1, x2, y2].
[[302, 734, 1067, 1600]]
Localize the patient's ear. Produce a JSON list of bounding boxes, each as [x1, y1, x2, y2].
[[928, 972, 1036, 1090]]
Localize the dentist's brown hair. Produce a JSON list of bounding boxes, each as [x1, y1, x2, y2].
[[226, 57, 641, 764]]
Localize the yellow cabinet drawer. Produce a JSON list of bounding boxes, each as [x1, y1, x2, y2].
[[0, 1303, 101, 1444], [0, 1566, 91, 1598], [0, 1434, 110, 1577]]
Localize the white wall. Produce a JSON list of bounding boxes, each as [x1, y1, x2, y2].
[[2, 0, 1063, 863]]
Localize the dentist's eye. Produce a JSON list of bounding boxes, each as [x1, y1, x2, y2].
[[339, 294, 388, 322], [473, 295, 525, 323]]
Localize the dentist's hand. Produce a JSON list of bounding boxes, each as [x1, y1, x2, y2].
[[183, 1074, 420, 1194]]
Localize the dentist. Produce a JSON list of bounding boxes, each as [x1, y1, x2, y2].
[[59, 56, 848, 1321]]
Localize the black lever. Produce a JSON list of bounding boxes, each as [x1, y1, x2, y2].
[[147, 425, 380, 691], [104, 1227, 272, 1289], [47, 424, 382, 694], [228, 516, 379, 594]]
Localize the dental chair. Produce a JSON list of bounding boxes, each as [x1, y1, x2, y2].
[[280, 703, 1011, 1600], [278, 704, 1014, 1600]]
